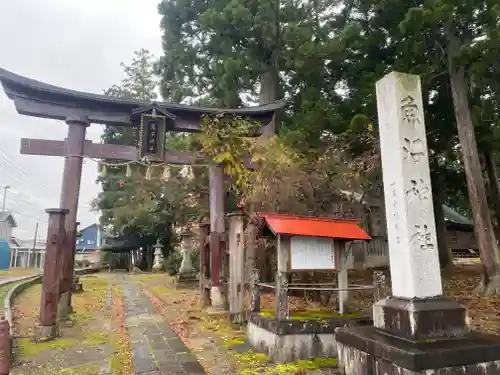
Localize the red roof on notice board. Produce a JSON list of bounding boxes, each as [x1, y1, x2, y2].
[[256, 212, 371, 241]]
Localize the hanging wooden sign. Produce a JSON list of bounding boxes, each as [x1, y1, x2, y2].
[[138, 113, 166, 161], [131, 104, 174, 162]]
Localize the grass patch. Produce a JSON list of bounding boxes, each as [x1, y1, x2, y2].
[[17, 337, 78, 357], [81, 330, 109, 346], [259, 308, 360, 320]]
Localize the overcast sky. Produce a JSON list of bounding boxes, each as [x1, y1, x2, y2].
[[0, 0, 162, 240]]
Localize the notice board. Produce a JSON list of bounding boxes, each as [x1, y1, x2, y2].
[[289, 236, 337, 270]]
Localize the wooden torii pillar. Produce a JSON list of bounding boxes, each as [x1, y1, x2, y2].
[[0, 67, 284, 314]]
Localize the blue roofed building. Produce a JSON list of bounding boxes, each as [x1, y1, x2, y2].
[[75, 223, 107, 267]]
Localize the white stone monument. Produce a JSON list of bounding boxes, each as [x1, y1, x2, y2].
[[377, 72, 442, 299], [335, 72, 500, 375]]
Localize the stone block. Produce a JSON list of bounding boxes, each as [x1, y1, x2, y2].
[[373, 297, 468, 342], [247, 313, 372, 363], [35, 324, 59, 341]]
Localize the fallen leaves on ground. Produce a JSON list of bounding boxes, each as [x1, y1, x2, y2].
[[110, 286, 133, 375], [10, 275, 133, 375]]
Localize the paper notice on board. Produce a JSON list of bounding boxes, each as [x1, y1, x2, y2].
[[290, 236, 336, 270]]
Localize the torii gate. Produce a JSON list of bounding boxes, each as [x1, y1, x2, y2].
[[0, 68, 283, 337]]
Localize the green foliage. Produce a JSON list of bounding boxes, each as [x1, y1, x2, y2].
[[198, 114, 260, 195], [93, 50, 209, 253]]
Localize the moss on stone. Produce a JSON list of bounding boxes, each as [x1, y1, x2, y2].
[[234, 352, 337, 375], [223, 338, 246, 347], [259, 308, 361, 320]]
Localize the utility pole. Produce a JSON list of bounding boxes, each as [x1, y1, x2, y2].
[[1, 185, 10, 212], [28, 222, 39, 269]]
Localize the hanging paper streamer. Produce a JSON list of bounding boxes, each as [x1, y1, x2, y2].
[[99, 163, 107, 179], [126, 164, 132, 178], [161, 165, 170, 181], [187, 166, 195, 180], [145, 166, 153, 180]]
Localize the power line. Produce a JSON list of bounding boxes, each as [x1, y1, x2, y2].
[[0, 146, 55, 193]]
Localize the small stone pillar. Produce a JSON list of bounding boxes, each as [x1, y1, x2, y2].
[[198, 221, 211, 306], [37, 208, 68, 341], [152, 241, 164, 272], [337, 241, 349, 315], [275, 234, 289, 320], [227, 213, 245, 324], [247, 220, 261, 314], [177, 229, 197, 287]]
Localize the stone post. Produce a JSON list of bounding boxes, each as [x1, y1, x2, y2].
[[337, 241, 349, 315], [152, 241, 164, 272], [208, 164, 225, 309], [227, 213, 245, 323], [36, 208, 68, 341], [58, 115, 88, 321], [335, 72, 500, 375], [275, 234, 289, 320], [247, 220, 260, 314]]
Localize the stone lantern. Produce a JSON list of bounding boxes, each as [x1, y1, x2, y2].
[[177, 229, 197, 286], [152, 241, 164, 272]]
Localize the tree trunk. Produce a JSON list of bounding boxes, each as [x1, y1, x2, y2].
[[447, 30, 500, 294], [483, 150, 500, 232], [433, 186, 451, 269], [259, 66, 280, 137]]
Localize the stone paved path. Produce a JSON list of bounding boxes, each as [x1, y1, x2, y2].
[[119, 277, 206, 375]]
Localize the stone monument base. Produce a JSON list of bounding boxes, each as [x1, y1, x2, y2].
[[336, 297, 500, 374], [336, 326, 500, 374], [176, 272, 198, 288], [248, 314, 372, 363], [35, 324, 59, 342]]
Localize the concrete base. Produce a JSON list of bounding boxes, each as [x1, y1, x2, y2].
[[57, 292, 71, 321], [373, 296, 468, 342], [248, 321, 337, 363], [210, 286, 225, 309], [247, 314, 372, 363], [335, 326, 500, 374], [35, 324, 59, 342]]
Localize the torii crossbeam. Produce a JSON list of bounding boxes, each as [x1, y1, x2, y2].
[[0, 67, 284, 338]]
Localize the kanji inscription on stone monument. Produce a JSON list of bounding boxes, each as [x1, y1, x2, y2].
[[376, 72, 442, 299]]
